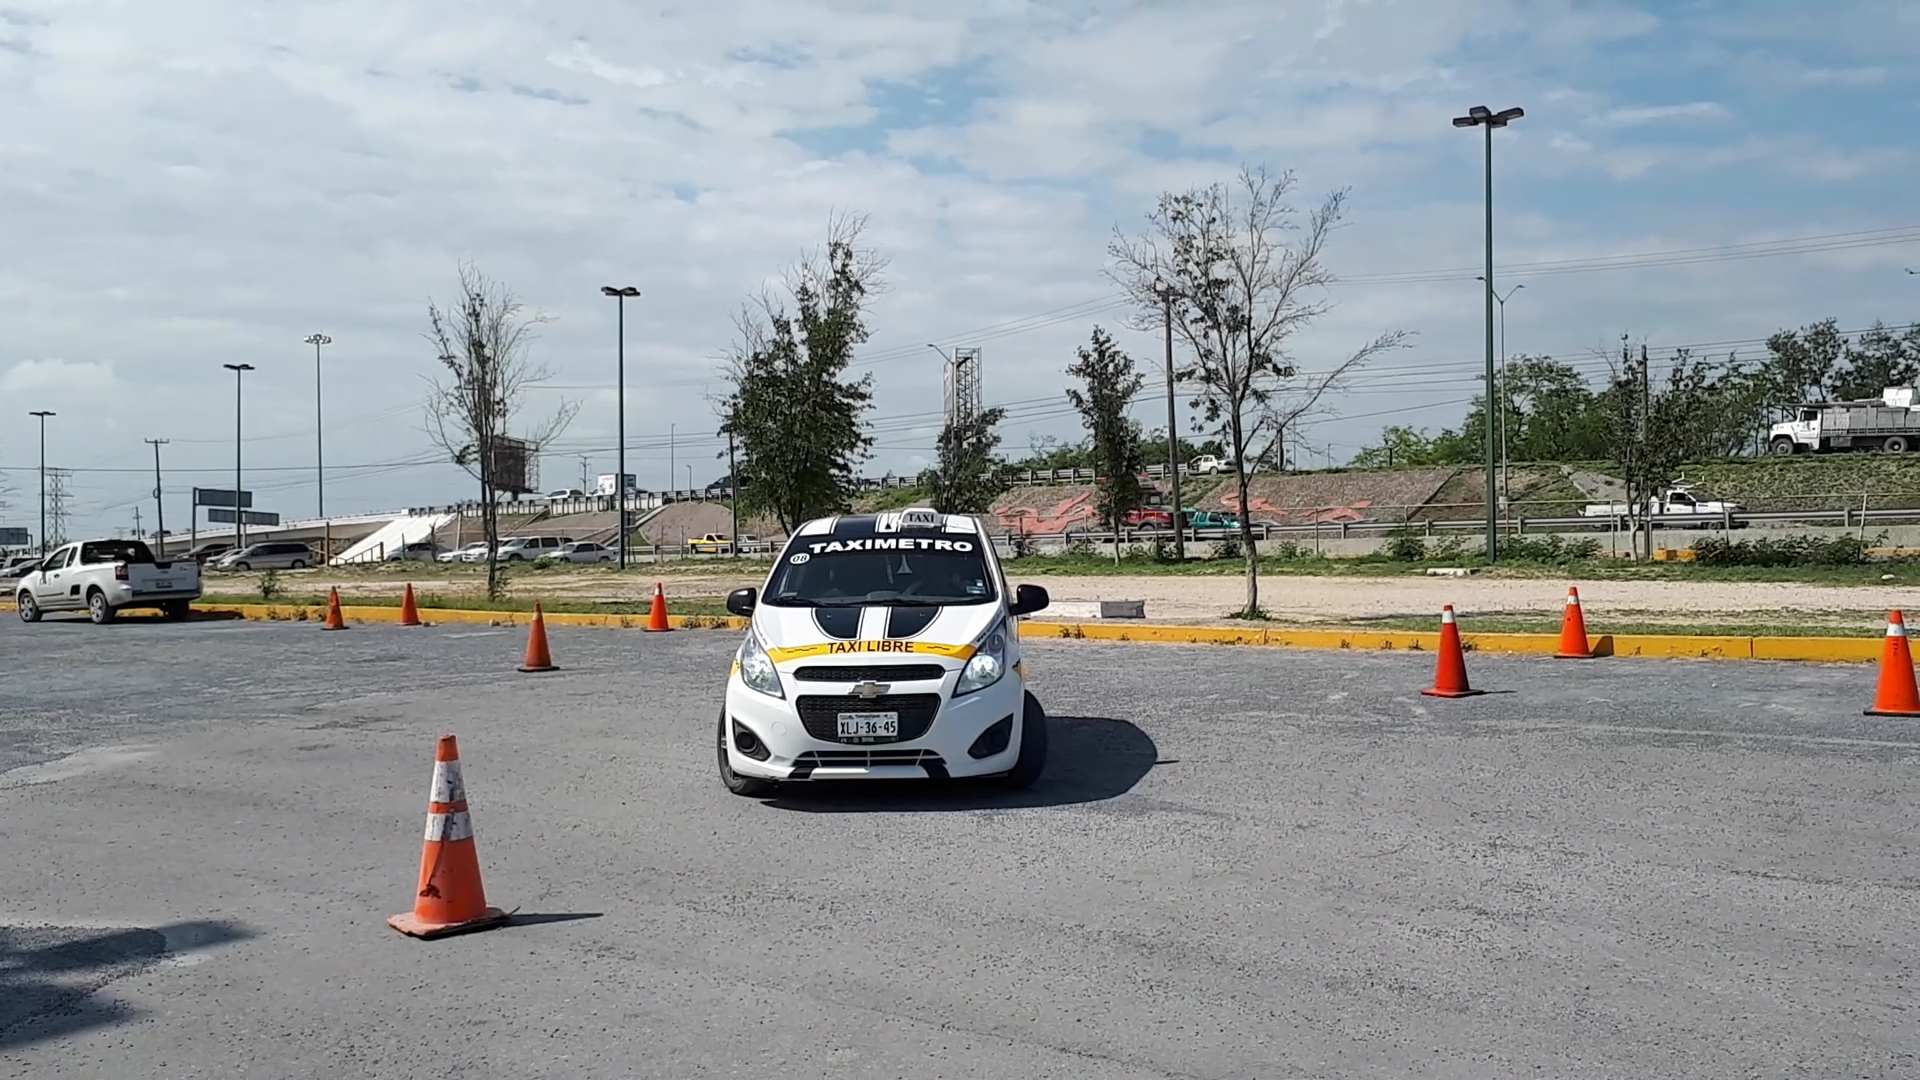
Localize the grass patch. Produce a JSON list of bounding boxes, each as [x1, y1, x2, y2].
[[199, 591, 735, 618], [1349, 614, 1882, 638]]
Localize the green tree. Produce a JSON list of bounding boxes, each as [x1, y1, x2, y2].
[[719, 213, 883, 534], [1349, 425, 1444, 469], [1136, 431, 1225, 472], [922, 405, 1009, 514], [1827, 321, 1920, 401], [1108, 164, 1410, 616], [1064, 326, 1146, 534]]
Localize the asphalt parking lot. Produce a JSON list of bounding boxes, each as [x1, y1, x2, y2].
[[2, 614, 1916, 1079]]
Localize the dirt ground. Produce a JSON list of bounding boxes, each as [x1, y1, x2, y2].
[[238, 563, 1911, 627]]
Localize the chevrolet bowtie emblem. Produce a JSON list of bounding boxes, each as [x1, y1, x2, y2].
[[850, 680, 892, 699]]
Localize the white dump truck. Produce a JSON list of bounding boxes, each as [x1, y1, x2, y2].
[[1770, 387, 1920, 454]]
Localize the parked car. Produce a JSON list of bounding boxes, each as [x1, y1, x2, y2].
[[14, 537, 202, 624], [688, 533, 736, 555], [441, 542, 489, 564], [540, 488, 587, 501], [1121, 507, 1174, 528], [537, 541, 615, 565], [1183, 509, 1240, 529], [1189, 454, 1236, 475], [1, 555, 44, 580], [181, 541, 233, 565], [494, 535, 574, 562], [214, 542, 315, 572], [385, 540, 442, 563]]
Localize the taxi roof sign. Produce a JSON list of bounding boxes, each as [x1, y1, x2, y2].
[[898, 508, 942, 529]]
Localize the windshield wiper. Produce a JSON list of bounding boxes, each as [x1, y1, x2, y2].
[[767, 597, 862, 608]]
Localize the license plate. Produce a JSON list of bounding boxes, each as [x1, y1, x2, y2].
[[837, 712, 898, 738], [154, 580, 171, 590]]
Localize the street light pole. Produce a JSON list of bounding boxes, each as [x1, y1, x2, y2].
[[1477, 277, 1525, 515], [223, 363, 255, 548], [599, 286, 641, 569], [1454, 103, 1524, 563], [669, 424, 676, 497], [28, 410, 53, 555], [1160, 287, 1184, 562], [304, 333, 331, 519]]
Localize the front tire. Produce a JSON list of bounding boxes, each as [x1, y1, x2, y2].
[[17, 592, 41, 623], [234, 562, 250, 571], [996, 691, 1049, 790], [87, 589, 117, 624], [291, 559, 306, 570], [1770, 438, 1797, 456], [717, 712, 775, 797]]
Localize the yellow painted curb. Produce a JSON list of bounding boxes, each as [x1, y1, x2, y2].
[[0, 598, 1886, 663]]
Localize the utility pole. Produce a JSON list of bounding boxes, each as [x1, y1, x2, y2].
[[223, 363, 255, 548], [145, 438, 169, 552], [728, 432, 738, 551], [1160, 287, 1184, 562], [134, 506, 142, 540], [1453, 102, 1524, 564], [600, 286, 640, 569], [28, 410, 53, 556], [669, 424, 676, 498], [304, 333, 331, 518]]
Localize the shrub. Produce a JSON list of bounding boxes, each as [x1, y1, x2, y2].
[[1210, 535, 1243, 561], [1383, 526, 1427, 562], [1691, 531, 1883, 567]]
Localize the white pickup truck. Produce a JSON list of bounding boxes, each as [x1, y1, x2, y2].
[[13, 538, 203, 624], [1579, 485, 1746, 526]]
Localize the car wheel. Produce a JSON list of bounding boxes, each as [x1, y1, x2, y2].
[[717, 712, 775, 797], [87, 588, 117, 624], [996, 691, 1049, 790], [235, 562, 250, 571], [17, 592, 41, 623], [291, 559, 306, 570]]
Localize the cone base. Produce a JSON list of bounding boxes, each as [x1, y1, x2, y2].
[[643, 626, 673, 633], [1554, 650, 1594, 659], [322, 623, 349, 631], [1864, 705, 1920, 717], [517, 662, 559, 673], [388, 906, 509, 939], [1421, 687, 1486, 698]]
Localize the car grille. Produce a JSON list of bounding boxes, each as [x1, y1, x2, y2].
[[794, 694, 941, 744], [792, 664, 947, 683], [791, 749, 949, 779]]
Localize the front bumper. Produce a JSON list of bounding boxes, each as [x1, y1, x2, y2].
[[723, 663, 1024, 781]]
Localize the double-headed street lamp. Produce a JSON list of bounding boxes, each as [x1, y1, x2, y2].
[[1476, 276, 1525, 508], [305, 333, 331, 518], [600, 285, 641, 569], [28, 410, 54, 555], [1454, 102, 1524, 563], [223, 363, 255, 547]]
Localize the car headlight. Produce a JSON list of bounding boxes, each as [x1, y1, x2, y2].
[[737, 630, 784, 699], [955, 619, 1008, 696]]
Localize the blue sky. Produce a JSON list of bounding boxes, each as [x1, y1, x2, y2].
[[0, 0, 1915, 540]]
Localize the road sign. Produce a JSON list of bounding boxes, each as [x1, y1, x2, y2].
[[0, 527, 29, 547], [193, 488, 253, 509], [205, 508, 280, 526]]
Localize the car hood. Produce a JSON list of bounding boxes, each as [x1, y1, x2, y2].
[[752, 600, 999, 666]]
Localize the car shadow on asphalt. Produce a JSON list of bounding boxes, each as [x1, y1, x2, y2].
[[759, 715, 1159, 813], [0, 919, 253, 1051]]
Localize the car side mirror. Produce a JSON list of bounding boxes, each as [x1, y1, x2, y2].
[[725, 587, 758, 617], [1008, 583, 1049, 617]]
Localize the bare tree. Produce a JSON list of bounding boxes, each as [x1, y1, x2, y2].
[[423, 263, 578, 600], [1108, 165, 1410, 617]]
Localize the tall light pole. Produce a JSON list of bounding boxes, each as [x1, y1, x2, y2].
[[223, 363, 254, 548], [145, 438, 169, 550], [599, 286, 640, 568], [28, 410, 53, 555], [1476, 277, 1525, 512], [669, 423, 676, 497], [304, 334, 331, 519], [1454, 102, 1524, 563], [1159, 285, 1184, 562]]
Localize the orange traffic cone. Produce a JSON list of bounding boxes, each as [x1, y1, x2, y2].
[[644, 582, 672, 632], [398, 583, 422, 627], [1864, 609, 1920, 717], [1421, 605, 1485, 698], [388, 735, 509, 939], [517, 603, 558, 673], [322, 586, 348, 631], [1555, 586, 1593, 659]]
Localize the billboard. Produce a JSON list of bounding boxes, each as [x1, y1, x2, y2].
[[0, 527, 29, 547], [490, 436, 534, 495], [206, 508, 281, 526], [193, 488, 254, 509]]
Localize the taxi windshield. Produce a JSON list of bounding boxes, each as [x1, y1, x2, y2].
[[763, 538, 997, 608]]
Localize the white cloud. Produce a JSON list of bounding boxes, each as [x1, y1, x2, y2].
[[0, 0, 1913, 533]]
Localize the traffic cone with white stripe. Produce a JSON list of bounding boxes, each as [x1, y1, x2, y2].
[[388, 735, 508, 939], [1421, 605, 1486, 698], [1864, 610, 1920, 717], [1555, 586, 1594, 659]]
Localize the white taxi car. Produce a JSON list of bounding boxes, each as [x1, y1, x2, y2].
[[717, 508, 1052, 796]]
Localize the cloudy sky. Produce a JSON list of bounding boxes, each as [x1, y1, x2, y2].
[[0, 0, 1915, 542]]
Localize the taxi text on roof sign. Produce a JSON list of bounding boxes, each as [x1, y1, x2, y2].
[[898, 509, 941, 529]]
